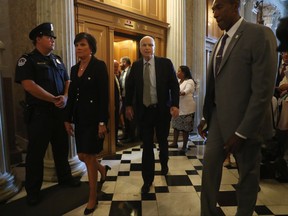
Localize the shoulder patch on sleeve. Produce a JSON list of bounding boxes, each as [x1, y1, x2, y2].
[[56, 58, 62, 64], [18, 57, 27, 67]]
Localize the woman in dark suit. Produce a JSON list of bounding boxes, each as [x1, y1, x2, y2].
[[64, 32, 110, 215]]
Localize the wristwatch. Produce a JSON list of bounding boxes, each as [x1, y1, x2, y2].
[[99, 122, 105, 126]]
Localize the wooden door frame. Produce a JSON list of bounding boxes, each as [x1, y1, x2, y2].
[[74, 0, 169, 155]]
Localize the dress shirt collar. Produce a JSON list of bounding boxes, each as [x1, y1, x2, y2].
[[143, 56, 155, 66], [224, 17, 243, 38], [123, 67, 129, 73]]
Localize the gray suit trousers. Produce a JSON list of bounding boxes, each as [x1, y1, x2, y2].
[[201, 107, 261, 216]]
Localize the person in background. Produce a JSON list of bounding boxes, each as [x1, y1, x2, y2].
[[274, 52, 288, 181], [125, 35, 179, 194], [223, 153, 231, 167], [276, 16, 288, 53], [169, 65, 196, 152], [274, 17, 288, 181], [64, 32, 110, 215], [15, 22, 80, 206], [114, 60, 121, 80], [197, 0, 278, 215], [114, 60, 123, 147], [223, 153, 237, 168], [119, 56, 137, 143]]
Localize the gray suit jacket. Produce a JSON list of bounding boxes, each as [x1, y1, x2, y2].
[[203, 20, 278, 141]]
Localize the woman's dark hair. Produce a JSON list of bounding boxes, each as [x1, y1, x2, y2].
[[179, 65, 192, 79], [74, 32, 97, 55], [179, 65, 197, 87]]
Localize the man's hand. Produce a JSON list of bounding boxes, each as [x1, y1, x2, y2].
[[197, 119, 208, 139], [278, 83, 288, 92], [64, 122, 74, 136], [170, 106, 179, 118], [98, 124, 107, 139], [54, 95, 67, 108], [126, 106, 134, 121], [224, 134, 246, 154]]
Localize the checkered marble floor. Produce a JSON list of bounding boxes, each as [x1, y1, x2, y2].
[[7, 134, 288, 216]]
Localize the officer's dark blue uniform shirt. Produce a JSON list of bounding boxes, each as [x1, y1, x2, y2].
[[15, 49, 69, 106]]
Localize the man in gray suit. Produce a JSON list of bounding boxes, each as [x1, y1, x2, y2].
[[197, 0, 278, 215]]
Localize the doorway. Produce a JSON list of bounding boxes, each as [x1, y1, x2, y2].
[[113, 32, 142, 150], [113, 31, 143, 64]]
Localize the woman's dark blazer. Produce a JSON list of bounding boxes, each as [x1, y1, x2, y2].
[[65, 57, 109, 126]]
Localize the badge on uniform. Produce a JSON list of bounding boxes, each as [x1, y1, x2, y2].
[[18, 57, 27, 66], [56, 59, 61, 64]]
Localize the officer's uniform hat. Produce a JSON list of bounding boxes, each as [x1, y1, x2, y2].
[[276, 17, 288, 52], [29, 22, 57, 40]]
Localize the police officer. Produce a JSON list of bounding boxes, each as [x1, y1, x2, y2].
[[15, 22, 80, 206]]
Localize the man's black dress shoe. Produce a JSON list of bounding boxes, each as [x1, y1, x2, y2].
[[26, 194, 40, 206], [169, 143, 178, 148], [161, 166, 169, 175], [121, 138, 134, 143], [141, 183, 152, 194], [100, 165, 111, 184], [140, 143, 156, 148], [118, 135, 128, 140], [116, 142, 124, 147], [180, 148, 187, 153], [59, 177, 81, 187]]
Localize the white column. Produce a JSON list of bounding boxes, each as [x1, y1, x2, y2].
[[36, 0, 76, 69], [0, 41, 21, 202], [191, 0, 206, 130], [36, 0, 86, 181], [166, 0, 186, 67]]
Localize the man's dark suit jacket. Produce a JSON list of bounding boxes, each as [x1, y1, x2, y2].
[[119, 66, 131, 97], [115, 77, 120, 113], [125, 56, 179, 120], [65, 57, 109, 125]]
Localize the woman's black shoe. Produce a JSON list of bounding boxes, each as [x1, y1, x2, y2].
[[84, 206, 96, 215], [84, 200, 98, 215], [100, 165, 111, 184]]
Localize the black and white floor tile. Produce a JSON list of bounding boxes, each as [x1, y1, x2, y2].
[[6, 134, 288, 216]]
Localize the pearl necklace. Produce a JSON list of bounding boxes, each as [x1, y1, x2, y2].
[[79, 56, 91, 71], [79, 62, 89, 71]]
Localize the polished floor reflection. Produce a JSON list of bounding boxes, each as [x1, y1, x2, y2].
[[4, 134, 288, 216]]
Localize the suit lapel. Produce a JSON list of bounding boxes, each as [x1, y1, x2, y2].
[[126, 67, 131, 79], [139, 59, 144, 92], [217, 21, 246, 76], [211, 40, 220, 66], [154, 57, 160, 87], [210, 39, 221, 77]]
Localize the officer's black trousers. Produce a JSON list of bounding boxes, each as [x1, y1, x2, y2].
[[25, 107, 72, 196]]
